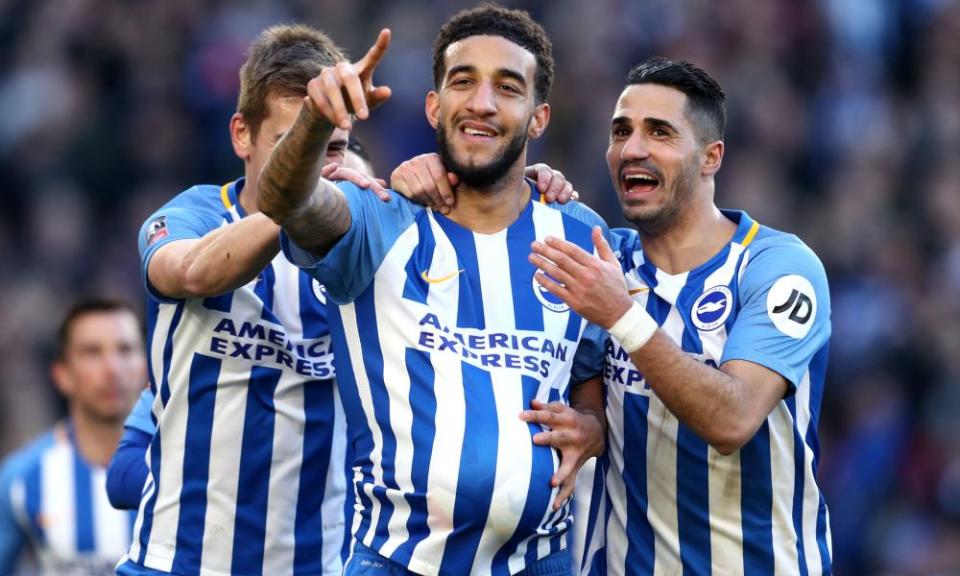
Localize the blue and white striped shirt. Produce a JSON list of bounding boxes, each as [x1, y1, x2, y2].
[[0, 423, 136, 575], [283, 182, 608, 575], [121, 179, 350, 576], [584, 210, 833, 576]]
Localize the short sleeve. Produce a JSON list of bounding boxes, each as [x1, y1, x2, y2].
[[570, 322, 607, 385], [124, 388, 156, 436], [138, 188, 224, 302], [280, 182, 420, 303], [721, 237, 831, 391]]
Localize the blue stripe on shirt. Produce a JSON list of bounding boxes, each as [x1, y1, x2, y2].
[[401, 214, 435, 305], [491, 375, 555, 570], [741, 421, 775, 576], [231, 365, 281, 572], [326, 301, 375, 550], [506, 210, 543, 333], [294, 377, 337, 575], [785, 396, 809, 576], [356, 285, 397, 551], [158, 302, 186, 408], [399, 348, 436, 558], [72, 449, 95, 552], [171, 353, 221, 575], [440, 362, 498, 572], [623, 393, 654, 576]]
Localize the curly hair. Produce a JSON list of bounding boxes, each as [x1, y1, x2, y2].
[[433, 3, 554, 103]]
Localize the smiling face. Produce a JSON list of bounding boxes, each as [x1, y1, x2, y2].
[[606, 83, 718, 233], [427, 34, 549, 189]]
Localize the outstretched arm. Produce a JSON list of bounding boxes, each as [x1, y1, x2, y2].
[[258, 29, 392, 256]]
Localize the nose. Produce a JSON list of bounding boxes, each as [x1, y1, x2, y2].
[[621, 131, 650, 161], [466, 81, 497, 116]]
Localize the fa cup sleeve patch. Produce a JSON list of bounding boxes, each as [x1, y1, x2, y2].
[[145, 216, 169, 247]]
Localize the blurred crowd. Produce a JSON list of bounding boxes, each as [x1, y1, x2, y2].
[[1, 0, 958, 573]]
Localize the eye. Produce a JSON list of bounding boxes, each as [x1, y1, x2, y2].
[[651, 128, 669, 137], [451, 77, 473, 87], [499, 83, 521, 94], [612, 126, 631, 138]]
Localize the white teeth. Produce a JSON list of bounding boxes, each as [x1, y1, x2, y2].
[[464, 127, 495, 137], [625, 174, 657, 183]]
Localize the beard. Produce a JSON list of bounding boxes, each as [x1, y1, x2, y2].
[[437, 120, 528, 189], [624, 159, 698, 235]]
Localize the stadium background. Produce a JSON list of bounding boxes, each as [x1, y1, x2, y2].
[[0, 0, 958, 573]]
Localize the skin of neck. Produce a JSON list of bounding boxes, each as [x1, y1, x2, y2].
[[444, 150, 531, 234], [239, 163, 261, 216], [637, 179, 737, 275], [68, 404, 124, 467]]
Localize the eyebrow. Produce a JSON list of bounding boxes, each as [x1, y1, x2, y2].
[[446, 64, 528, 87], [611, 116, 678, 132]]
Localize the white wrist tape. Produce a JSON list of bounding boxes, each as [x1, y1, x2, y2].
[[608, 301, 658, 353]]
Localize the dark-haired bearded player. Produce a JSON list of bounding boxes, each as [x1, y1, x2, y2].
[[258, 4, 608, 575]]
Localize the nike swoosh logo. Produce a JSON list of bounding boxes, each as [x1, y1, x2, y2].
[[628, 287, 650, 295], [421, 269, 465, 284]]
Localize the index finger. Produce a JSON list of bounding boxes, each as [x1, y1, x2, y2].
[[357, 28, 391, 76]]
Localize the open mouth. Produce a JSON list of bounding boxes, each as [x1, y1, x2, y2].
[[621, 170, 660, 195]]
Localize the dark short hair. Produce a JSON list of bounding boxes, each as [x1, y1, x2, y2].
[[57, 298, 139, 359], [237, 25, 346, 138], [626, 57, 726, 142], [433, 3, 554, 103]]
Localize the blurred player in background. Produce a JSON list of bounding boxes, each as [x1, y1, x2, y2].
[[258, 5, 607, 574], [0, 298, 145, 575], [529, 57, 833, 575]]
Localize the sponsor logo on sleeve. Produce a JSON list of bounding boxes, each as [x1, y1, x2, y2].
[[766, 274, 816, 338], [691, 285, 733, 331], [145, 216, 168, 247]]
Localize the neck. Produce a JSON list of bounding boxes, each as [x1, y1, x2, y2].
[[239, 168, 260, 216], [68, 407, 124, 467], [444, 157, 530, 233], [638, 186, 736, 275]]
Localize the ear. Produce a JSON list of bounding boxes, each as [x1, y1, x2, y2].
[[51, 361, 73, 399], [526, 102, 550, 140], [425, 91, 440, 130], [230, 113, 253, 162], [702, 140, 724, 176]]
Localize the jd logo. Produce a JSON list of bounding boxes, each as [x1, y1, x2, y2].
[[771, 289, 812, 324], [766, 275, 817, 339]]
